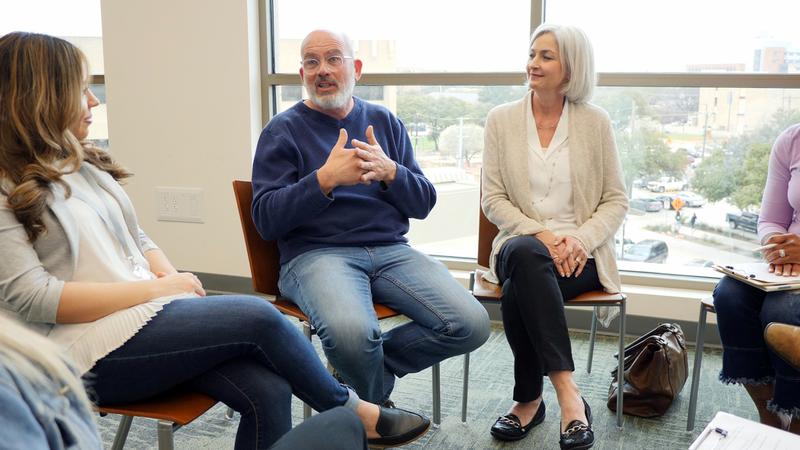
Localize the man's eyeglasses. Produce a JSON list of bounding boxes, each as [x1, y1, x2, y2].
[[301, 55, 353, 71]]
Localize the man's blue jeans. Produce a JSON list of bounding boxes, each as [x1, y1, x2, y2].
[[279, 244, 491, 403], [88, 295, 358, 449]]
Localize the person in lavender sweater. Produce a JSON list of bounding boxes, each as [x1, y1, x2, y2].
[[713, 123, 800, 434]]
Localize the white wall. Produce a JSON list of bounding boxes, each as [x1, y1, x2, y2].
[[101, 0, 262, 276]]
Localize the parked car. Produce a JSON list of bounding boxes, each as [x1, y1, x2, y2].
[[614, 237, 634, 259], [655, 192, 706, 209], [647, 176, 688, 193], [675, 191, 706, 207], [622, 239, 669, 263], [629, 198, 664, 213], [686, 258, 715, 268], [726, 211, 758, 233], [654, 194, 675, 209]]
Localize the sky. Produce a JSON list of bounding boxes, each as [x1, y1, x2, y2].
[[0, 0, 102, 36], [2, 0, 798, 73]]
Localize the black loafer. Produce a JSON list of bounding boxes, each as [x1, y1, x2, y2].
[[490, 401, 546, 441], [559, 397, 594, 450], [367, 406, 431, 448]]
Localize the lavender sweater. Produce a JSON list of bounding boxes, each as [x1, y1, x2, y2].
[[759, 123, 800, 242]]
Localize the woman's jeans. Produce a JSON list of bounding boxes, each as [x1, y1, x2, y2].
[[87, 295, 358, 449], [496, 236, 602, 402], [714, 276, 800, 417], [279, 243, 490, 403]]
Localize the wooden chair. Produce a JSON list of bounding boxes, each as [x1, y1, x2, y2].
[[99, 390, 217, 450], [468, 203, 627, 428], [686, 296, 715, 431], [232, 180, 457, 425]]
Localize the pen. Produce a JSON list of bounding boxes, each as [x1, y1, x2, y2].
[[691, 425, 715, 450], [690, 425, 729, 450], [754, 243, 777, 252]]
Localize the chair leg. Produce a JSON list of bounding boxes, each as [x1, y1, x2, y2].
[[156, 420, 175, 450], [461, 353, 470, 423], [587, 307, 598, 373], [110, 415, 133, 450], [303, 321, 313, 420], [616, 301, 626, 429], [687, 304, 708, 431], [432, 362, 441, 426]]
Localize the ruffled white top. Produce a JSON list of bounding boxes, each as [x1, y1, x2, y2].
[[47, 171, 191, 374]]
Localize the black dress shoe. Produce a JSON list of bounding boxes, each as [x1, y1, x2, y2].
[[490, 401, 546, 441], [559, 397, 594, 450], [367, 406, 431, 448]]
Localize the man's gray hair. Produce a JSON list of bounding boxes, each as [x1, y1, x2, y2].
[[530, 24, 596, 103]]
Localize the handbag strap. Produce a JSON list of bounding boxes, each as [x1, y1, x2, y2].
[[614, 323, 680, 359]]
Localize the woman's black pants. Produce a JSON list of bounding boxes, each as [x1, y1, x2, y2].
[[496, 235, 602, 401]]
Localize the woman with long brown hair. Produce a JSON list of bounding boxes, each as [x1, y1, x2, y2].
[[0, 31, 429, 449]]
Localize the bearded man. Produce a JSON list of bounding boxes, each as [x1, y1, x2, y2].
[[250, 30, 490, 404]]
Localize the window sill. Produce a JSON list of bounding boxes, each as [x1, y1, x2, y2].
[[438, 255, 720, 292]]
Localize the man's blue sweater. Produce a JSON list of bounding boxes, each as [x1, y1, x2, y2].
[[251, 98, 436, 264]]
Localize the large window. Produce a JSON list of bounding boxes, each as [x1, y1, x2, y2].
[[264, 0, 800, 278], [272, 0, 531, 73], [0, 0, 104, 74], [1, 0, 108, 143], [547, 0, 800, 73]]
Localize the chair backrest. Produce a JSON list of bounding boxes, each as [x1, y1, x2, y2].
[[232, 180, 280, 296], [477, 188, 500, 268]]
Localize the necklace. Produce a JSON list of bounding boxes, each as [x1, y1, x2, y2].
[[535, 121, 558, 130], [532, 145, 566, 206], [533, 108, 562, 131]]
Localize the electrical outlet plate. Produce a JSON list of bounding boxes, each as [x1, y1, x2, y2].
[[155, 187, 204, 223]]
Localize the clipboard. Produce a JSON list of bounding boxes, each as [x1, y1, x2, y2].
[[714, 263, 800, 292]]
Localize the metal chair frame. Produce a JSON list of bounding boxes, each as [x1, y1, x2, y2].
[[99, 391, 217, 450], [686, 296, 715, 431]]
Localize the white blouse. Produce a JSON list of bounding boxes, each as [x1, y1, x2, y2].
[[526, 101, 582, 238], [47, 171, 190, 374]]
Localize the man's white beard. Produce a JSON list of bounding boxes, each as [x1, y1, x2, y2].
[[306, 76, 355, 110]]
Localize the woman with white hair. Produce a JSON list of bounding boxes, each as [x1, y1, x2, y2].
[[482, 24, 628, 449]]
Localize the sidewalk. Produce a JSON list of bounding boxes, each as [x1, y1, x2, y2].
[[671, 223, 760, 257]]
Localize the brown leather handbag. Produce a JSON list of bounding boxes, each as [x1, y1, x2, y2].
[[607, 323, 689, 417]]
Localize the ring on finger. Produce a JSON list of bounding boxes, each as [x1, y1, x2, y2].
[[780, 248, 787, 258], [576, 257, 582, 263]]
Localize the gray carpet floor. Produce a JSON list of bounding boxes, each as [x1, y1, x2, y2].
[[97, 318, 753, 449]]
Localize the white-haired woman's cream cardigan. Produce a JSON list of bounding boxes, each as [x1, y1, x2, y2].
[[481, 91, 628, 322]]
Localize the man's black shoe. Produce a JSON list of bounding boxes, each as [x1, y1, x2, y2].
[[367, 406, 430, 448]]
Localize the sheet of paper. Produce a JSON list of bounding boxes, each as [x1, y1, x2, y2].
[[690, 411, 800, 450]]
